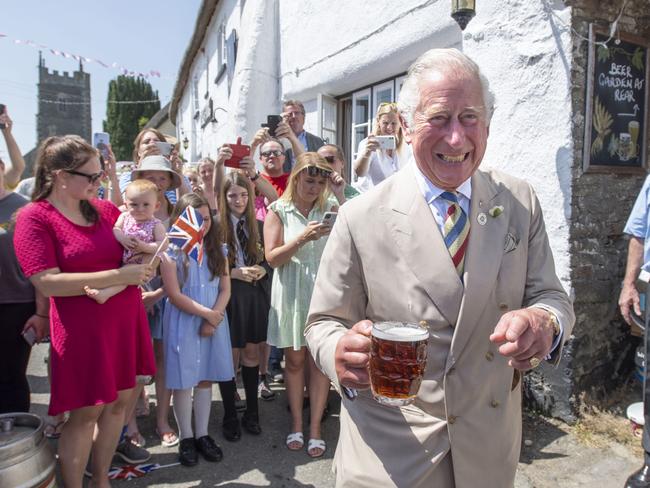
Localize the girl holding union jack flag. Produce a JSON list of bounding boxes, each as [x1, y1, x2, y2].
[[160, 193, 237, 466]]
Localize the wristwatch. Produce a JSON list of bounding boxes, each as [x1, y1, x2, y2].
[[250, 171, 260, 182]]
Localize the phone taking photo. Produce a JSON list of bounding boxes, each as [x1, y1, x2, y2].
[[224, 137, 251, 168], [375, 135, 396, 150], [93, 132, 111, 160], [261, 115, 282, 138], [0, 104, 6, 130], [321, 211, 337, 226], [154, 141, 174, 157]]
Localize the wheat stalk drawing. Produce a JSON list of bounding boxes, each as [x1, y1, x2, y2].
[[591, 97, 613, 157]]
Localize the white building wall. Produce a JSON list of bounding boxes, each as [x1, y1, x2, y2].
[[462, 1, 574, 291], [175, 0, 574, 286]]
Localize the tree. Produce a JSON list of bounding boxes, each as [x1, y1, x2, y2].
[[103, 76, 161, 161]]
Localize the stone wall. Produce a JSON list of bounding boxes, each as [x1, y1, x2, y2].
[[563, 0, 650, 417]]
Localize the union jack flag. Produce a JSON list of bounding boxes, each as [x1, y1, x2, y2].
[[108, 463, 160, 480], [168, 206, 205, 264]]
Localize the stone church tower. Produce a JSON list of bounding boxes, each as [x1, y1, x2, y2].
[[23, 54, 92, 175]]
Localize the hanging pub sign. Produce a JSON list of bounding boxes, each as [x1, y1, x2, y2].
[[583, 25, 649, 173]]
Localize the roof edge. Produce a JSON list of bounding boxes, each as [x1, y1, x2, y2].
[[169, 0, 220, 123]]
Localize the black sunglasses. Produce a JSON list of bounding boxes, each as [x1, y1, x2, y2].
[[65, 169, 105, 184], [260, 150, 283, 158], [305, 166, 332, 178], [322, 156, 336, 164]]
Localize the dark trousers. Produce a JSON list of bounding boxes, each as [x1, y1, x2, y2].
[[0, 302, 35, 413], [268, 345, 283, 369]]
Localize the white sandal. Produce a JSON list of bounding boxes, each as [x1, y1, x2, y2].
[[307, 438, 326, 458], [286, 432, 304, 451]]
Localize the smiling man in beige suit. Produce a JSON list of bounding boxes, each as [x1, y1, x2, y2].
[[305, 48, 574, 488]]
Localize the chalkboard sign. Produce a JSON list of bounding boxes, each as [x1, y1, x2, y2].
[[583, 26, 649, 173]]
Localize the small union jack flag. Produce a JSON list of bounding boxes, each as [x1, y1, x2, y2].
[[168, 206, 205, 264], [108, 463, 160, 480]]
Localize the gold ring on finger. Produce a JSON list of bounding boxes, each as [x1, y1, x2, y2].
[[529, 357, 541, 369]]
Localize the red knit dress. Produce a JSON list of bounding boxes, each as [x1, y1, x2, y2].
[[13, 199, 155, 415]]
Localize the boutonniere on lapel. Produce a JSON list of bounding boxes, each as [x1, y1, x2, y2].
[[489, 205, 504, 218]]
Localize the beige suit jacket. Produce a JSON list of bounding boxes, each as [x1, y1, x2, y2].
[[305, 166, 575, 488]]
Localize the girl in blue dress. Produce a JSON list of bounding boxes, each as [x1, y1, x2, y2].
[[160, 193, 237, 466]]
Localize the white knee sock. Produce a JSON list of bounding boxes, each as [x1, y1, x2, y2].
[[193, 386, 212, 439], [173, 388, 193, 440]]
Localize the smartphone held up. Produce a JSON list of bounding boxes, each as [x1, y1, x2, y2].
[[375, 135, 396, 150], [261, 115, 282, 138], [0, 104, 6, 129], [93, 132, 111, 160], [224, 137, 251, 168]]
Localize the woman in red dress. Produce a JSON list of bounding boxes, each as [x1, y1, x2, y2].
[[13, 135, 156, 488]]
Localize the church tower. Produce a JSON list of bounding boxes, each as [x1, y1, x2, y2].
[[36, 52, 92, 141], [23, 54, 92, 175]]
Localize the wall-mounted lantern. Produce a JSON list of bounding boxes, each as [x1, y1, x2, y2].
[[451, 0, 476, 31], [182, 136, 189, 151]]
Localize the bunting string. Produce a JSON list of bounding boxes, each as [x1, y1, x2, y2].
[[0, 32, 164, 79]]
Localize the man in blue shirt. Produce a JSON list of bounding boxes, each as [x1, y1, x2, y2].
[[281, 100, 324, 173], [620, 175, 650, 488]]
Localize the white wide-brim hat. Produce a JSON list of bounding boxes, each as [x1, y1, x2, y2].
[[131, 155, 182, 190]]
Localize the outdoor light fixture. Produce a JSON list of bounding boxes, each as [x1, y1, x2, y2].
[[182, 136, 189, 150], [451, 0, 476, 30]]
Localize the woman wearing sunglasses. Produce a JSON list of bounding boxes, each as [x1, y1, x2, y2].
[[353, 102, 411, 193], [264, 153, 343, 459], [13, 135, 156, 488], [317, 144, 361, 201]]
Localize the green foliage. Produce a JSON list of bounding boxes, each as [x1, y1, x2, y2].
[[597, 45, 610, 63], [138, 116, 150, 130], [103, 76, 161, 161], [632, 47, 645, 72]]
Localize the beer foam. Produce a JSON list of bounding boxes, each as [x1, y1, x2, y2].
[[372, 323, 429, 342]]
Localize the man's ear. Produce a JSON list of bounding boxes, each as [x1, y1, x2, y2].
[[399, 114, 412, 144]]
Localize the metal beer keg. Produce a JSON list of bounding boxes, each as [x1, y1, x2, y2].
[[0, 413, 56, 488]]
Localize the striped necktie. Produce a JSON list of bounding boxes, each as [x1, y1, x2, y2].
[[236, 219, 254, 266], [440, 191, 470, 276]]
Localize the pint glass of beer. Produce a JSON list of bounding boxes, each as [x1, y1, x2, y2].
[[369, 321, 429, 406]]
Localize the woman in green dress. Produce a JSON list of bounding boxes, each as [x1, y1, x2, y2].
[[264, 153, 343, 458]]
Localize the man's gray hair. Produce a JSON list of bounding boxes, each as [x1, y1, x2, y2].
[[397, 48, 495, 129]]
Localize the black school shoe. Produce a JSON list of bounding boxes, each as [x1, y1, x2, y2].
[[178, 438, 199, 466], [241, 413, 262, 435], [222, 417, 242, 442], [195, 435, 223, 462]]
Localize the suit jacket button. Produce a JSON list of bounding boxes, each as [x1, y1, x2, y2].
[[419, 320, 428, 328], [448, 415, 457, 424], [485, 351, 494, 361], [490, 400, 500, 408], [499, 303, 509, 311]]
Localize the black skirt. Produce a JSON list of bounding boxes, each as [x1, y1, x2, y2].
[[227, 277, 271, 348]]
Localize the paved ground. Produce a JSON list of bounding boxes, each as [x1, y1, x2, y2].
[[25, 342, 640, 487]]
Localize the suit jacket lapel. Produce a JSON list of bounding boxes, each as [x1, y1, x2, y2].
[[451, 170, 507, 358], [380, 169, 464, 325]]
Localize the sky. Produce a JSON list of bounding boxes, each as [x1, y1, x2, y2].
[[1, 0, 202, 159]]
